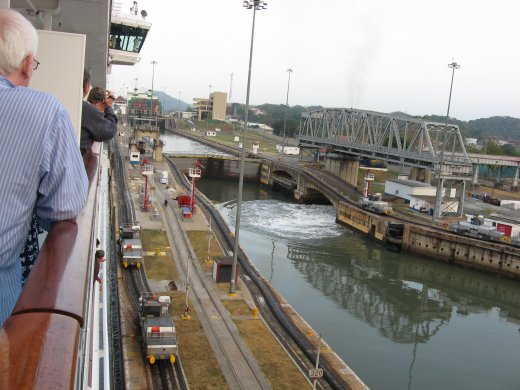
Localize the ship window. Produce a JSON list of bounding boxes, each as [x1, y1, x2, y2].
[[110, 23, 149, 53]]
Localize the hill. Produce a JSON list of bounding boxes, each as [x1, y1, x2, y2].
[[156, 90, 190, 113]]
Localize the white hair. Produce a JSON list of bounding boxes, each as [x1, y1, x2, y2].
[[0, 9, 38, 76]]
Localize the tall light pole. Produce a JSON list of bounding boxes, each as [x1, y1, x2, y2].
[[282, 68, 293, 155], [229, 0, 267, 295], [162, 86, 166, 115], [150, 60, 157, 115], [150, 60, 158, 130], [433, 61, 460, 223], [178, 91, 182, 116], [207, 84, 212, 130]]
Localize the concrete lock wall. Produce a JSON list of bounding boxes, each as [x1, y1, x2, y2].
[[402, 225, 520, 278], [335, 201, 520, 279], [171, 157, 260, 182]]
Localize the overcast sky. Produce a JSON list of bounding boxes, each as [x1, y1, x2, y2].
[[108, 0, 520, 121]]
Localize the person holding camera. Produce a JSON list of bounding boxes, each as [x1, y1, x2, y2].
[[80, 70, 117, 155]]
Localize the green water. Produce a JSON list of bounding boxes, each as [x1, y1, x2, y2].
[[197, 177, 520, 390]]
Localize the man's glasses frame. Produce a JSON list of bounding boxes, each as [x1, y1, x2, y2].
[[33, 59, 40, 71]]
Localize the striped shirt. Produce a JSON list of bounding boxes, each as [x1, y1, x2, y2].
[[0, 76, 88, 326]]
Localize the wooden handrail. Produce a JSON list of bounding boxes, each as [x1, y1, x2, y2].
[[0, 313, 80, 389], [12, 147, 100, 324], [0, 142, 102, 389]]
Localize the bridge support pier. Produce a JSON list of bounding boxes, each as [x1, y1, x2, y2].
[[323, 156, 359, 187], [153, 140, 163, 162], [456, 180, 466, 216], [513, 165, 519, 192], [472, 163, 480, 188], [409, 167, 431, 183]]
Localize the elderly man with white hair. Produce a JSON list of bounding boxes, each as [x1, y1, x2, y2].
[[0, 9, 88, 326]]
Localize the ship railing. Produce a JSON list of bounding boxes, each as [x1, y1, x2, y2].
[[0, 142, 102, 389]]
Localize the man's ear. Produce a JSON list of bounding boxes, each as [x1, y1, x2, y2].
[[20, 55, 33, 84]]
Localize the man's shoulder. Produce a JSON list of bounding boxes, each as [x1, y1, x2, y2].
[[12, 86, 65, 111]]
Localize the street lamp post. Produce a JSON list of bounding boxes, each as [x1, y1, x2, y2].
[[178, 91, 182, 117], [229, 0, 267, 295], [433, 61, 460, 223], [150, 60, 158, 127], [282, 68, 293, 155], [162, 87, 166, 115], [207, 84, 212, 130]]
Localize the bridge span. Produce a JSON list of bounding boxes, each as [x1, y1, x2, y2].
[[299, 108, 473, 180]]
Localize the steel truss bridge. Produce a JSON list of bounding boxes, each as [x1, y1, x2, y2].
[[299, 108, 473, 180]]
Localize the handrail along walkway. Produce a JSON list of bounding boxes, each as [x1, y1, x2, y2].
[[0, 142, 102, 389]]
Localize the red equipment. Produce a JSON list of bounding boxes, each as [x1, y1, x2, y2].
[[141, 160, 153, 211]]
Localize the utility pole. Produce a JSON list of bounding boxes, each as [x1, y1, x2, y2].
[[282, 68, 293, 155], [150, 60, 158, 129], [207, 84, 212, 130], [229, 0, 267, 295], [178, 91, 181, 117], [162, 87, 166, 115], [229, 72, 234, 109], [433, 61, 460, 224]]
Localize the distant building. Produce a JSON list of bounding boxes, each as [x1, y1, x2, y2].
[[259, 124, 273, 132], [250, 107, 265, 115], [465, 137, 478, 146], [114, 95, 127, 115], [127, 91, 161, 116], [193, 91, 227, 121], [385, 179, 456, 214], [180, 111, 194, 119]]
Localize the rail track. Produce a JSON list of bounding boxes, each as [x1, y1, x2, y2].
[[166, 156, 346, 390], [157, 170, 271, 389], [112, 140, 188, 390]]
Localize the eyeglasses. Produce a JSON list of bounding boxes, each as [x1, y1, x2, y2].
[[33, 59, 40, 71]]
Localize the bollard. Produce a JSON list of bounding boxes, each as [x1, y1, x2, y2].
[[155, 247, 161, 255], [306, 329, 313, 337], [252, 307, 258, 319]]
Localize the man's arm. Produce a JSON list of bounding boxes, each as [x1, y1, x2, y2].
[[82, 101, 117, 143]]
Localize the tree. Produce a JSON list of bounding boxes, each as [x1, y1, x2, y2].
[[272, 118, 299, 137], [484, 139, 503, 155], [501, 143, 518, 156]]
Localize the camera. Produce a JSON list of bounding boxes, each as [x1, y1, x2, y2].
[[93, 92, 104, 102]]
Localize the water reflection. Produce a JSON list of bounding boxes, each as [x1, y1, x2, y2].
[[287, 240, 520, 342]]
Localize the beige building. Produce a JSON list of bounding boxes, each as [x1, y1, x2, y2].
[[193, 91, 227, 121]]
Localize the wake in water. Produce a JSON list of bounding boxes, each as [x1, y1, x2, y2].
[[217, 199, 345, 240]]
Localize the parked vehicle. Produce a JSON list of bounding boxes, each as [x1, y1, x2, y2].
[[138, 295, 177, 365], [358, 193, 393, 215], [448, 216, 505, 241], [482, 195, 500, 206], [119, 224, 143, 268]]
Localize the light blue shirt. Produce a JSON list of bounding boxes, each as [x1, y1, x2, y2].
[[0, 76, 88, 326]]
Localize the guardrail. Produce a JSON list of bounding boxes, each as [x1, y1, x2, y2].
[[0, 143, 101, 389]]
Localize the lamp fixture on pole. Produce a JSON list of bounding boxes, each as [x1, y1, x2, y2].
[[433, 60, 460, 223], [229, 0, 267, 295]]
